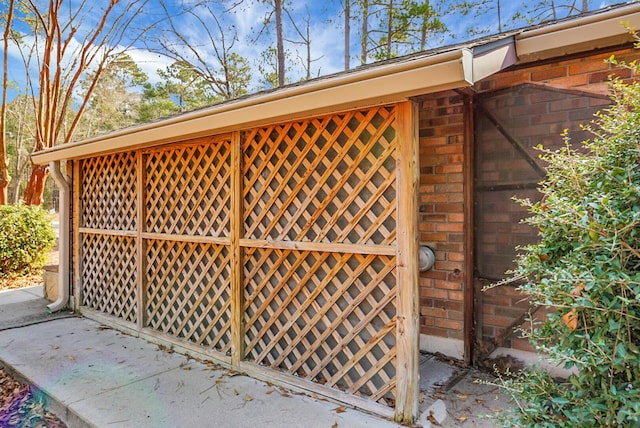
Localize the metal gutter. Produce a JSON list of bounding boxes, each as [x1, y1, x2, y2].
[[47, 161, 70, 313]]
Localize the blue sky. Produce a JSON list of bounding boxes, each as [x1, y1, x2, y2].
[[1, 0, 634, 98]]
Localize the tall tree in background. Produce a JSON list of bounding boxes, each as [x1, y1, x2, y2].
[[451, 0, 594, 36], [520, 0, 590, 24], [409, 0, 446, 51], [5, 95, 36, 204], [285, 7, 323, 80], [253, 0, 288, 87], [7, 0, 153, 205], [150, 2, 252, 101], [275, 0, 285, 86], [345, 0, 351, 69], [0, 0, 16, 204], [360, 0, 370, 64], [76, 53, 148, 139]]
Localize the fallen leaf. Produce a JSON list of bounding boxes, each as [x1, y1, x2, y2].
[[427, 410, 442, 426], [457, 415, 469, 422], [265, 389, 274, 395], [562, 309, 578, 331], [245, 394, 253, 401], [456, 393, 469, 400], [332, 423, 338, 428], [334, 406, 346, 414], [570, 283, 585, 297], [233, 389, 239, 396]]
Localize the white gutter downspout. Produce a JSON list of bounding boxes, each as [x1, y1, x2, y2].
[[47, 161, 70, 313]]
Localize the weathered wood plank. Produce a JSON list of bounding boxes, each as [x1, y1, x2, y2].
[[394, 101, 420, 424], [136, 150, 146, 329], [230, 131, 244, 367], [239, 238, 396, 255]]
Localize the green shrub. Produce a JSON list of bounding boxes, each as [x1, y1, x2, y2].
[[0, 204, 56, 277], [492, 58, 640, 427]]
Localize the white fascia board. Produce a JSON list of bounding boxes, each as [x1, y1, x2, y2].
[[516, 6, 640, 62]]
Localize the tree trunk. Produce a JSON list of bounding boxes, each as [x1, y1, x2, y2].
[[0, 168, 8, 205], [275, 0, 285, 87], [361, 0, 369, 65], [345, 0, 350, 70], [23, 163, 48, 206], [0, 0, 15, 206]]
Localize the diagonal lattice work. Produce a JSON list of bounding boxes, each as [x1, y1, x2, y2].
[[81, 233, 137, 323], [243, 248, 398, 405], [146, 239, 232, 352], [243, 106, 397, 245], [145, 139, 232, 237], [81, 152, 137, 231], [77, 104, 403, 410]]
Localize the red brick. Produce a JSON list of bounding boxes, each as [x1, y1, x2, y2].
[[483, 315, 515, 328], [569, 60, 610, 75], [435, 144, 463, 155], [589, 67, 632, 84], [420, 288, 448, 299], [436, 222, 464, 233], [531, 66, 567, 81], [421, 326, 447, 337], [434, 318, 462, 330], [421, 307, 447, 318], [448, 291, 464, 301], [434, 280, 462, 290]]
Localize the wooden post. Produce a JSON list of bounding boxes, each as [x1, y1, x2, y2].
[[136, 150, 147, 329], [231, 131, 244, 367], [72, 160, 82, 310], [462, 90, 476, 366], [394, 101, 420, 424]]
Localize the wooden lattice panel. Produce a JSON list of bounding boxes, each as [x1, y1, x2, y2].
[[80, 152, 137, 231], [243, 107, 397, 245], [243, 248, 397, 404], [145, 140, 231, 237], [81, 233, 137, 322], [146, 240, 232, 352]]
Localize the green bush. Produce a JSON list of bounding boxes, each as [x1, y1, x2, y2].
[[0, 204, 56, 277], [493, 58, 640, 427]]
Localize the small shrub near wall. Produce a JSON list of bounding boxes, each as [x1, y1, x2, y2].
[[0, 204, 55, 277], [493, 59, 640, 426]]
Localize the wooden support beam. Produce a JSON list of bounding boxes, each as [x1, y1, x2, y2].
[[394, 101, 420, 424], [462, 90, 476, 366], [72, 160, 82, 310], [136, 150, 147, 329], [230, 131, 244, 367]]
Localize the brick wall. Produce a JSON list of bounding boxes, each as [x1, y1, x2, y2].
[[417, 45, 638, 360], [417, 91, 466, 344]]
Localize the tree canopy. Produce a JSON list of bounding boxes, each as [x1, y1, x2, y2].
[[0, 0, 630, 205]]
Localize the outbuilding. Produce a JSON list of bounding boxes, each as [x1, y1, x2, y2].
[[33, 3, 640, 423]]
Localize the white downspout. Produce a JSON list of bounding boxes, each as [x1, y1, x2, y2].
[[47, 161, 70, 313]]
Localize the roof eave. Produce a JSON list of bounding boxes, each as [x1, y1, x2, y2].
[[33, 39, 519, 164], [516, 3, 640, 62]]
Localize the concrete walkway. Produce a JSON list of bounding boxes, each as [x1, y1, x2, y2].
[[0, 286, 511, 427]]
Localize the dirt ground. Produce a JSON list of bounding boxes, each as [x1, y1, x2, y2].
[[0, 368, 67, 428]]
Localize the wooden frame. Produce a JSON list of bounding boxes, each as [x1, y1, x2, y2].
[[73, 103, 421, 422]]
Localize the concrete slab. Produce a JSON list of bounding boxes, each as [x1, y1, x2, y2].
[[0, 285, 44, 304], [0, 286, 514, 427], [0, 286, 73, 331], [0, 316, 403, 427]]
